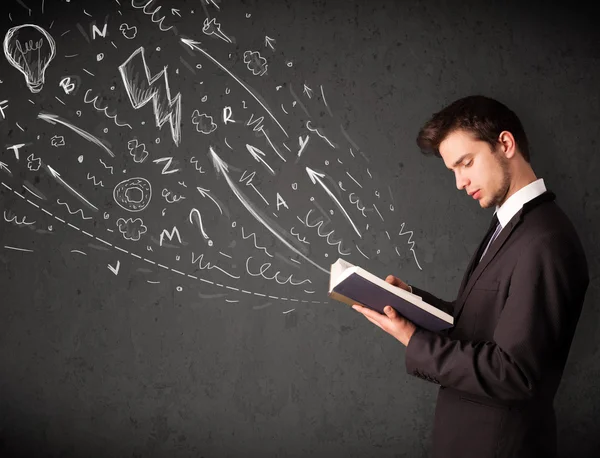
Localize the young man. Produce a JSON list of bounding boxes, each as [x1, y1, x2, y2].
[[353, 95, 589, 458]]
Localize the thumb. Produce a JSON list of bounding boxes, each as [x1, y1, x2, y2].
[[384, 305, 396, 317]]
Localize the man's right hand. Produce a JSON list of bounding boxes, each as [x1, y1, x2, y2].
[[385, 275, 412, 292]]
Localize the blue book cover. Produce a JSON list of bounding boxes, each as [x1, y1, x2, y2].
[[329, 259, 453, 333]]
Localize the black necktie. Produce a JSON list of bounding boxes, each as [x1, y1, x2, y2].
[[470, 213, 500, 276]]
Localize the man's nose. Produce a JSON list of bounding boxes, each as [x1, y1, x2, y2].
[[455, 172, 469, 191]]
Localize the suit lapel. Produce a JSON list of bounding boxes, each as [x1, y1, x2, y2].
[[453, 190, 556, 323]]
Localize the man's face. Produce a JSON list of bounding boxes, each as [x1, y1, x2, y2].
[[439, 129, 511, 209]]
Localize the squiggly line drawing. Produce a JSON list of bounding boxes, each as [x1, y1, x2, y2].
[[349, 192, 372, 217], [246, 256, 312, 286], [131, 0, 173, 32], [86, 173, 104, 187], [99, 159, 113, 174], [162, 188, 185, 204], [190, 156, 205, 173], [397, 222, 422, 271], [84, 89, 132, 129], [306, 120, 336, 149], [57, 199, 92, 220], [191, 252, 239, 279], [241, 226, 273, 257], [299, 208, 351, 256], [3, 210, 35, 225], [289, 226, 309, 245]]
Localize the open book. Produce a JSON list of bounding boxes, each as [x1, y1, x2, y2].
[[328, 258, 453, 332]]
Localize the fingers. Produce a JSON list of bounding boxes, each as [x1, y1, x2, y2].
[[385, 275, 400, 286]]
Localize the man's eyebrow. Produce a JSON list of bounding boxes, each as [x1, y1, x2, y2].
[[447, 153, 472, 170]]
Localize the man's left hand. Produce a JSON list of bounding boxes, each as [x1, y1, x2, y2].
[[352, 304, 417, 346]]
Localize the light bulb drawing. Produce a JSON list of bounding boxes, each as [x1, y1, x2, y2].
[[3, 24, 56, 94]]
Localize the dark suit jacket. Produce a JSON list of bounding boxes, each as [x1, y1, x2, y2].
[[405, 190, 589, 458]]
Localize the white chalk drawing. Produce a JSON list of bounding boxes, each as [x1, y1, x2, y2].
[[239, 170, 269, 206], [196, 187, 223, 214], [22, 181, 45, 200], [243, 50, 268, 76], [26, 153, 41, 171], [191, 252, 239, 279], [50, 135, 65, 147], [306, 120, 336, 148], [117, 217, 147, 241], [162, 188, 186, 204], [246, 256, 312, 286], [397, 222, 422, 270], [113, 177, 152, 212], [0, 161, 13, 176], [264, 36, 275, 50], [3, 24, 56, 93], [152, 156, 180, 174], [306, 167, 361, 238], [86, 173, 104, 187], [209, 147, 327, 275], [240, 226, 273, 257], [171, 8, 181, 17], [276, 193, 289, 211], [297, 135, 309, 158], [45, 164, 98, 212], [289, 226, 309, 245], [131, 1, 174, 32], [182, 38, 289, 138], [127, 139, 148, 163], [107, 260, 121, 275], [190, 157, 205, 173], [349, 192, 371, 218], [38, 112, 115, 157], [303, 83, 313, 98], [298, 208, 351, 256], [202, 18, 232, 43], [159, 226, 182, 246], [119, 47, 182, 146], [191, 110, 217, 134], [4, 245, 34, 253], [84, 89, 132, 129], [119, 23, 137, 39], [7, 143, 25, 160], [3, 210, 35, 226], [0, 100, 8, 119], [222, 106, 235, 124], [246, 144, 275, 175], [59, 77, 76, 94], [189, 208, 210, 242], [56, 199, 93, 220], [91, 23, 108, 39], [99, 158, 113, 174]]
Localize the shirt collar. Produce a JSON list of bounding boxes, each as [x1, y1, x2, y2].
[[494, 178, 547, 227]]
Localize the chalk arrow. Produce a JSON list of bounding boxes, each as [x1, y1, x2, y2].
[[45, 165, 99, 212], [245, 144, 275, 175], [209, 147, 328, 274], [264, 36, 276, 50], [196, 186, 223, 215], [305, 167, 362, 238], [0, 161, 12, 176], [107, 260, 120, 275], [181, 37, 289, 138], [171, 8, 181, 17], [303, 84, 313, 99]]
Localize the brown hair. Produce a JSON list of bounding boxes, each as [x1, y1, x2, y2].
[[416, 95, 530, 162]]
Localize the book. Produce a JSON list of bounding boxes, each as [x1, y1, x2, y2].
[[328, 258, 454, 332]]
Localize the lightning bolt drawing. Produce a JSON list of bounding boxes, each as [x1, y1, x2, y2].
[[118, 47, 182, 146]]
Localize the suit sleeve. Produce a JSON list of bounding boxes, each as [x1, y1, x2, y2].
[[410, 285, 455, 316], [405, 232, 588, 402]]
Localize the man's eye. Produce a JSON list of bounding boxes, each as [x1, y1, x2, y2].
[[464, 160, 472, 167]]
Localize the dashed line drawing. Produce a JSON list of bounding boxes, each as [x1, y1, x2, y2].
[[113, 177, 152, 212], [119, 46, 182, 146], [57, 199, 93, 220], [84, 89, 132, 129], [3, 24, 56, 93], [202, 18, 232, 43], [38, 112, 115, 157]]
